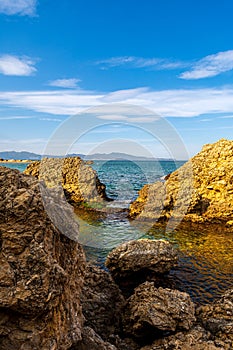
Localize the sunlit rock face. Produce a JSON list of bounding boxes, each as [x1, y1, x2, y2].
[[0, 166, 86, 350], [24, 156, 109, 205], [129, 139, 233, 223]]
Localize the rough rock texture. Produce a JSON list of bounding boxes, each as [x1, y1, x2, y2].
[[140, 326, 229, 350], [105, 239, 178, 280], [196, 289, 233, 346], [0, 166, 86, 349], [81, 263, 125, 341], [129, 139, 233, 223], [72, 327, 117, 350], [24, 156, 109, 204], [122, 282, 196, 338]]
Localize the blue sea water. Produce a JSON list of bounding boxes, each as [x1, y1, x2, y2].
[[2, 160, 232, 305]]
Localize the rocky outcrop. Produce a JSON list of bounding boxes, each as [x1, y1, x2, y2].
[[122, 282, 196, 338], [0, 166, 86, 349], [140, 325, 228, 350], [105, 239, 178, 281], [73, 327, 117, 350], [81, 263, 125, 341], [24, 156, 109, 205], [196, 289, 233, 345], [129, 139, 233, 223]]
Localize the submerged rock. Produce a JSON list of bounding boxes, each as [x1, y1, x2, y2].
[[0, 166, 86, 349], [24, 156, 110, 205], [122, 282, 196, 338], [129, 139, 233, 223], [105, 239, 178, 280]]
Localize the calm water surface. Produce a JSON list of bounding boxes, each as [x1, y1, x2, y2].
[[4, 160, 233, 305]]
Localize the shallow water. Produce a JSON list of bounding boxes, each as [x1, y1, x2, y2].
[[4, 160, 233, 305]]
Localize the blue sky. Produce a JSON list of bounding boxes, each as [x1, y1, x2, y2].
[[1, 0, 233, 159]]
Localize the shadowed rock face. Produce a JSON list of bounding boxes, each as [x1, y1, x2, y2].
[[140, 325, 227, 350], [0, 166, 86, 349], [81, 263, 125, 341], [122, 282, 196, 338], [24, 157, 110, 205], [129, 139, 233, 223], [105, 239, 178, 281], [196, 289, 233, 344]]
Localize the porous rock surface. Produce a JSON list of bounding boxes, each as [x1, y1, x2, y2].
[[105, 239, 178, 280], [129, 139, 233, 223], [81, 263, 125, 341], [122, 281, 196, 338], [24, 156, 109, 204], [0, 166, 86, 349], [196, 289, 233, 345], [140, 325, 228, 350]]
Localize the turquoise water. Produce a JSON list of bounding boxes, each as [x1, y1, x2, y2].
[[0, 162, 29, 172], [3, 160, 232, 305]]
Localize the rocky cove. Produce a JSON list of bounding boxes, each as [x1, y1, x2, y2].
[[0, 139, 232, 349]]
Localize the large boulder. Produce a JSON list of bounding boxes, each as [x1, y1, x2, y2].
[[0, 166, 86, 349], [24, 156, 110, 205], [140, 326, 227, 350], [129, 139, 233, 223], [81, 263, 125, 341], [105, 239, 178, 280], [122, 282, 196, 338], [196, 289, 233, 345]]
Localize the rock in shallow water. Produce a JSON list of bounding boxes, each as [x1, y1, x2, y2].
[[105, 239, 178, 280], [24, 156, 110, 205], [129, 138, 233, 224], [0, 166, 86, 349], [197, 289, 233, 345], [122, 282, 196, 338]]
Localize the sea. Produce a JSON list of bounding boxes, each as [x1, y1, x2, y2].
[[2, 160, 232, 305]]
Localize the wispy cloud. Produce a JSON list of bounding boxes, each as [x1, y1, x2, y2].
[[0, 115, 33, 120], [180, 50, 233, 79], [48, 78, 81, 89], [0, 0, 37, 16], [1, 87, 233, 119], [0, 55, 36, 76], [39, 118, 62, 122], [96, 56, 187, 70]]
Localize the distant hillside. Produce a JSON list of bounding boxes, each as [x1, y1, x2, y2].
[[0, 151, 41, 160], [0, 151, 174, 161], [82, 152, 167, 161]]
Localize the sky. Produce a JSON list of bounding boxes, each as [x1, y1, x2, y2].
[[1, 0, 233, 159]]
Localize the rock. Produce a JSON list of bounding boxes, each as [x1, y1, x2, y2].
[[81, 263, 125, 341], [105, 239, 178, 281], [196, 289, 233, 345], [140, 326, 228, 350], [24, 156, 110, 205], [129, 139, 233, 223], [72, 327, 117, 350], [0, 166, 86, 349], [122, 282, 196, 338]]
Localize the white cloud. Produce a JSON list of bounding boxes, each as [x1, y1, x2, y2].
[[0, 55, 36, 76], [1, 87, 233, 119], [39, 118, 62, 122], [48, 78, 81, 89], [0, 0, 37, 16], [180, 50, 233, 79], [96, 56, 186, 70], [0, 116, 33, 120]]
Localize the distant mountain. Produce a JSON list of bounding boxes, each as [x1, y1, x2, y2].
[[0, 151, 41, 160], [0, 151, 174, 161], [82, 152, 167, 161]]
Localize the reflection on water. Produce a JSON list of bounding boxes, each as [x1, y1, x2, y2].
[[75, 207, 233, 305]]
